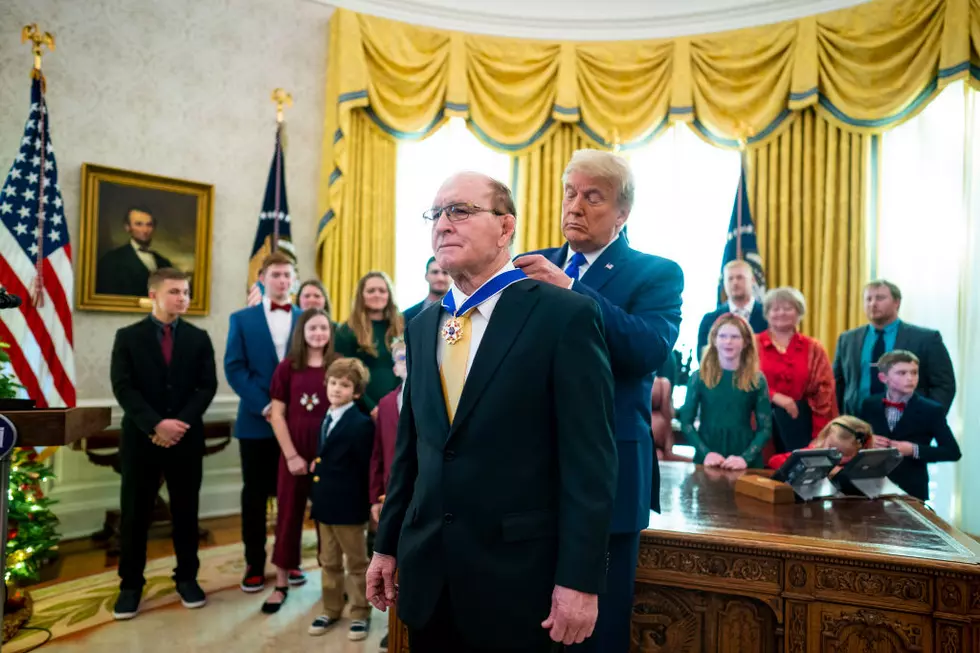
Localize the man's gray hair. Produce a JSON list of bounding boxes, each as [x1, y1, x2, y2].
[[561, 149, 635, 212]]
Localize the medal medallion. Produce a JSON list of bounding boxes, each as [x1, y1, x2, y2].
[[442, 316, 463, 345]]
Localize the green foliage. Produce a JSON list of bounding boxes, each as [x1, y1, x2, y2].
[[5, 449, 60, 584], [0, 341, 23, 400]]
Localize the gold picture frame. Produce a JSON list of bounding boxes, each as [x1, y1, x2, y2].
[[77, 163, 214, 315]]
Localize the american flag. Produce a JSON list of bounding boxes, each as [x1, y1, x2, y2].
[[0, 75, 75, 409]]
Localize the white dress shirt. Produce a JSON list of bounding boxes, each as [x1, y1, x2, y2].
[[562, 233, 620, 287], [397, 383, 405, 413], [263, 296, 292, 361], [130, 239, 158, 272], [436, 261, 517, 381], [324, 401, 355, 438], [728, 298, 755, 322]]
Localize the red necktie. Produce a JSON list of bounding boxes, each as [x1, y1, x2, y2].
[[882, 399, 905, 411], [161, 324, 173, 366], [270, 302, 291, 312]]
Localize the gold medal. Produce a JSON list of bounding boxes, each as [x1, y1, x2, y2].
[[442, 316, 463, 345]]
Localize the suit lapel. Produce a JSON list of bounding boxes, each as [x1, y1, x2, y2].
[[890, 394, 919, 441], [249, 305, 279, 366], [549, 244, 569, 268], [450, 281, 539, 435], [141, 318, 168, 373], [849, 328, 867, 387], [893, 322, 909, 351], [579, 235, 628, 293], [415, 301, 451, 437]]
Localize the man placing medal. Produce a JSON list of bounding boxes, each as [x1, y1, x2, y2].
[[366, 172, 618, 653]]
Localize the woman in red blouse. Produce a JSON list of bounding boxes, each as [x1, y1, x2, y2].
[[756, 286, 838, 455]]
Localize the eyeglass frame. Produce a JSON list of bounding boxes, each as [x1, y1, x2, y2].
[[422, 202, 508, 223]]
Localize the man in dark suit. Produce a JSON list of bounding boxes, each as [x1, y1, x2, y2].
[[402, 256, 451, 323], [859, 350, 961, 501], [96, 207, 174, 296], [224, 251, 302, 592], [109, 267, 217, 620], [515, 149, 683, 653], [833, 279, 955, 416], [697, 259, 767, 360], [366, 172, 617, 653]]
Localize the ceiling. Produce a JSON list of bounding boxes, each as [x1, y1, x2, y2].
[[314, 0, 872, 41]]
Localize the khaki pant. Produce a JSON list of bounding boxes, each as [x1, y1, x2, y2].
[[316, 522, 370, 620]]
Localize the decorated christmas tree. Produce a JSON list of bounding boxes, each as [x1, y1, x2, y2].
[[5, 450, 60, 584], [0, 342, 61, 585]]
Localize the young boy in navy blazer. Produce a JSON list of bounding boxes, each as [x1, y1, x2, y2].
[[308, 358, 375, 641], [224, 251, 302, 591], [859, 350, 961, 501]]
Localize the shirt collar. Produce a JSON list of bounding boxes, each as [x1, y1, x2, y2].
[[868, 319, 901, 334], [447, 260, 516, 320], [886, 391, 914, 404], [328, 401, 355, 420], [728, 298, 755, 315], [130, 239, 150, 253], [149, 314, 178, 330], [567, 233, 620, 267]]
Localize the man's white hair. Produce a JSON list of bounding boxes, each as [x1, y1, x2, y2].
[[561, 149, 635, 212]]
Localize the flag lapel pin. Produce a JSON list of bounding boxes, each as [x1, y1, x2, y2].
[[605, 263, 614, 270]]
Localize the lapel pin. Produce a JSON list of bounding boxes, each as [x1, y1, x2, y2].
[[605, 263, 614, 270]]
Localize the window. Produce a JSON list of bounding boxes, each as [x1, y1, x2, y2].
[[625, 125, 742, 366], [393, 118, 511, 310]]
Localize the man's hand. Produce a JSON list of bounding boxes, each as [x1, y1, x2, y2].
[[891, 440, 917, 457], [772, 393, 799, 419], [514, 255, 572, 289], [370, 406, 379, 422], [721, 455, 748, 470], [150, 433, 173, 448], [540, 585, 598, 645], [872, 434, 891, 449], [703, 452, 726, 467], [371, 503, 383, 524], [366, 552, 398, 611], [155, 419, 189, 443]]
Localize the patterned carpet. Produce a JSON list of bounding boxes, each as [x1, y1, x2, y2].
[[7, 530, 322, 652]]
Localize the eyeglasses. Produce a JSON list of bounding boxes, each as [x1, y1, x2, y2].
[[422, 202, 504, 223]]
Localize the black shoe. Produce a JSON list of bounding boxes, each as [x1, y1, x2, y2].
[[379, 633, 389, 652], [241, 567, 265, 593], [112, 588, 142, 620], [261, 586, 288, 614], [176, 580, 207, 609]]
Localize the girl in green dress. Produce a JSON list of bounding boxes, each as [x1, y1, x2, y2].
[[678, 313, 773, 470], [334, 271, 404, 413]]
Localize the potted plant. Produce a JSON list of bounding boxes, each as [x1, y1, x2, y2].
[[0, 341, 35, 410]]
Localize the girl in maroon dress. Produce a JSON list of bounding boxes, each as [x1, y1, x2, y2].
[[262, 308, 337, 613]]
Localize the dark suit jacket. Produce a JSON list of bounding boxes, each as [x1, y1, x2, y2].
[[309, 407, 375, 525], [96, 244, 173, 296], [402, 300, 427, 324], [697, 302, 768, 361], [833, 321, 956, 416], [110, 317, 217, 452], [369, 386, 401, 504], [223, 304, 301, 439], [859, 394, 961, 501], [528, 236, 683, 526], [374, 279, 617, 649]]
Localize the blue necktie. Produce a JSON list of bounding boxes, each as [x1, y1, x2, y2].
[[564, 252, 588, 281], [319, 414, 333, 449]]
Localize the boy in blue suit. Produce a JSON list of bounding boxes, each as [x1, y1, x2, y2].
[[224, 251, 302, 592], [859, 350, 961, 501], [516, 149, 683, 653]]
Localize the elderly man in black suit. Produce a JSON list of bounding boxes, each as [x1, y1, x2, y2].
[[96, 207, 174, 296], [366, 172, 617, 653], [109, 267, 217, 620], [833, 279, 956, 416]]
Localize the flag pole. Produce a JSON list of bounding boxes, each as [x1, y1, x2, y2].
[[734, 121, 752, 262], [21, 25, 55, 306], [270, 88, 292, 253]]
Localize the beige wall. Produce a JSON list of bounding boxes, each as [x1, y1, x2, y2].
[[0, 0, 333, 537]]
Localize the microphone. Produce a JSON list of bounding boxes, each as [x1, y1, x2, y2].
[[0, 288, 23, 310]]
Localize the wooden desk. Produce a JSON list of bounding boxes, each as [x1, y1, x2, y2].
[[386, 462, 980, 652]]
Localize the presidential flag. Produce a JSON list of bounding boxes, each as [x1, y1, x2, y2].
[[247, 122, 295, 298], [718, 165, 766, 303], [0, 75, 75, 410]]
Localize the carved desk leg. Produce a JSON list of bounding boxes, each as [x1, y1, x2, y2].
[[786, 602, 808, 653]]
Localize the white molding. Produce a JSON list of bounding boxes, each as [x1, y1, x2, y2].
[[313, 0, 872, 41], [75, 395, 240, 430]]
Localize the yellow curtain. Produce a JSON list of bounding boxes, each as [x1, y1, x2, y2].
[[318, 109, 396, 324], [747, 110, 867, 353], [514, 125, 601, 252]]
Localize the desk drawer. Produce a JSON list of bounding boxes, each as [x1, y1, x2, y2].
[[637, 541, 781, 594], [785, 561, 932, 614]]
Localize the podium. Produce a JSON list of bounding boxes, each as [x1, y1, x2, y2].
[[0, 408, 110, 650]]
